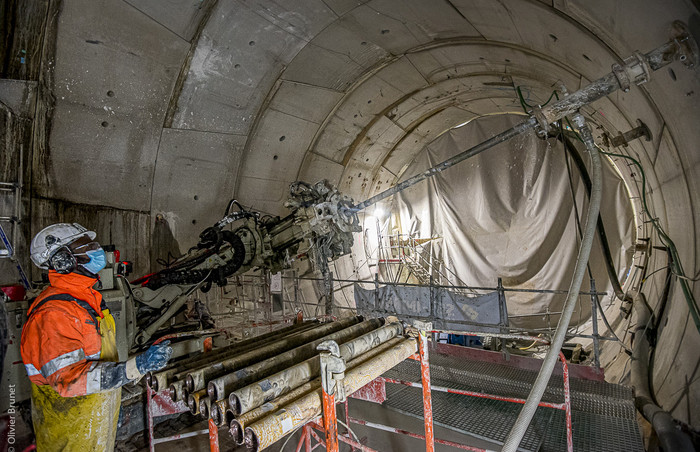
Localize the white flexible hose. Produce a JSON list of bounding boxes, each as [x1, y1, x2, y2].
[[502, 113, 602, 451]]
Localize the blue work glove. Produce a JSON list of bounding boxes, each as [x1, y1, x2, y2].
[[135, 341, 173, 374]]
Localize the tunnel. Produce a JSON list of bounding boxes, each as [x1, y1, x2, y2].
[[0, 0, 699, 450]]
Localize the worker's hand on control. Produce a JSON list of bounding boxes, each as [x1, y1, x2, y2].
[[135, 340, 173, 374]]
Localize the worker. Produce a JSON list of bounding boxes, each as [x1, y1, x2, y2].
[[21, 223, 172, 452]]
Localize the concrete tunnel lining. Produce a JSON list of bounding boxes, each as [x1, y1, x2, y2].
[[0, 0, 698, 438]]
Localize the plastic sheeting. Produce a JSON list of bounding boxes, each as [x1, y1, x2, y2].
[[354, 283, 504, 332], [390, 114, 634, 329]]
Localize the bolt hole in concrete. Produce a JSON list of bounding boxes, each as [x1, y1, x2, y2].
[[192, 220, 197, 225], [279, 135, 285, 141], [107, 90, 114, 97], [101, 121, 108, 127], [249, 40, 255, 46], [194, 195, 199, 200], [361, 41, 367, 45], [234, 63, 240, 68], [273, 155, 278, 160]]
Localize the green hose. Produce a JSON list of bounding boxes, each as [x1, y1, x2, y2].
[[599, 149, 700, 335]]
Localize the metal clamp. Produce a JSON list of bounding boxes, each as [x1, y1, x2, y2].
[[611, 62, 631, 92], [317, 340, 347, 402]]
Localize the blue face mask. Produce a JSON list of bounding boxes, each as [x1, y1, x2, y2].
[[82, 248, 107, 274]]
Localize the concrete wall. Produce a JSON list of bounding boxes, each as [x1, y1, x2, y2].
[[1, 0, 698, 429]]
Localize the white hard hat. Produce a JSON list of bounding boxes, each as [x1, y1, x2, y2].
[[30, 223, 96, 269]]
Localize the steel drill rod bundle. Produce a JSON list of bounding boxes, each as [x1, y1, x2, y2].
[[228, 336, 405, 445], [229, 321, 403, 416], [205, 318, 384, 403], [168, 323, 318, 401], [166, 321, 323, 398], [187, 316, 361, 393], [148, 321, 318, 391], [168, 316, 361, 401], [244, 337, 418, 451]]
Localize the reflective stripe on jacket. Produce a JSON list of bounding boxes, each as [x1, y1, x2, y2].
[[20, 271, 107, 397], [30, 305, 120, 452]]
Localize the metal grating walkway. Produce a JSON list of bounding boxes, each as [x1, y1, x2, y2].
[[381, 353, 644, 451]]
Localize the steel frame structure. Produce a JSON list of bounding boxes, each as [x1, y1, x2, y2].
[[301, 329, 573, 452], [143, 328, 572, 452]]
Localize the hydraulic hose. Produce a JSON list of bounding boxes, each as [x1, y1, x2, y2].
[[502, 113, 602, 452], [630, 291, 694, 451], [559, 133, 631, 302]]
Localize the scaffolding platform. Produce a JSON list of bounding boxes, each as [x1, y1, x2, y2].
[[381, 347, 644, 452]]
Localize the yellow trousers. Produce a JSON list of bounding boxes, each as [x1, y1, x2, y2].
[[31, 310, 121, 452]]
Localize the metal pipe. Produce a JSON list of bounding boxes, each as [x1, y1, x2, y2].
[[209, 398, 230, 427], [187, 388, 208, 415], [185, 316, 361, 395], [207, 318, 383, 401], [199, 396, 211, 418], [344, 418, 490, 452], [535, 40, 682, 127], [502, 113, 602, 452], [147, 386, 155, 452], [229, 337, 404, 445], [208, 418, 220, 452], [631, 292, 694, 451], [353, 36, 689, 214], [430, 330, 550, 344], [174, 321, 319, 376], [353, 117, 538, 211], [561, 351, 573, 452], [418, 331, 435, 452], [293, 276, 607, 295], [229, 378, 322, 445], [150, 321, 317, 393], [590, 278, 601, 369], [151, 429, 210, 445], [322, 385, 340, 452], [164, 323, 321, 400], [229, 322, 403, 415], [381, 377, 566, 410], [244, 337, 417, 451]]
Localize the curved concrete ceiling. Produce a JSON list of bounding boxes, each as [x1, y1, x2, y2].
[[2, 0, 698, 429]]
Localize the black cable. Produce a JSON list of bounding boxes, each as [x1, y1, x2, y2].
[[560, 121, 594, 281], [516, 86, 629, 302], [554, 121, 632, 353], [558, 132, 631, 302], [223, 199, 245, 217], [647, 248, 674, 405]]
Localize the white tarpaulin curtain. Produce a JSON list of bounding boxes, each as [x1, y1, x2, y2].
[[392, 114, 634, 329]]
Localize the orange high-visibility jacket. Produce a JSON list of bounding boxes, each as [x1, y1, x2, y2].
[[21, 271, 106, 397]]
